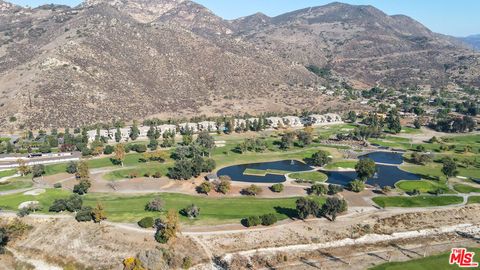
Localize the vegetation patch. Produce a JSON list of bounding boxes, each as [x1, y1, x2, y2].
[[324, 160, 358, 170], [372, 195, 463, 208], [243, 168, 290, 176], [453, 184, 480, 193], [395, 180, 449, 193], [289, 171, 328, 182], [467, 196, 480, 204]]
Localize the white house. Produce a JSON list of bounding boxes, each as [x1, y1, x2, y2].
[[139, 126, 151, 138], [87, 129, 112, 142], [324, 113, 342, 123], [234, 119, 246, 129], [158, 124, 176, 135], [197, 121, 217, 132], [282, 116, 303, 127], [178, 123, 198, 133], [266, 117, 284, 128]]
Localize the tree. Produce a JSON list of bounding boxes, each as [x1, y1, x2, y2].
[[73, 180, 91, 195], [309, 184, 327, 196], [182, 204, 200, 219], [347, 111, 357, 123], [17, 159, 30, 177], [148, 139, 158, 150], [386, 109, 401, 134], [280, 132, 296, 149], [196, 131, 215, 156], [130, 123, 140, 141], [355, 158, 376, 181], [182, 134, 193, 146], [321, 197, 347, 221], [413, 118, 421, 129], [114, 143, 126, 167], [197, 181, 213, 194], [296, 197, 320, 219], [92, 202, 107, 223], [216, 176, 231, 194], [76, 160, 90, 180], [243, 216, 261, 227], [103, 145, 114, 155], [441, 157, 458, 182], [348, 179, 365, 193], [154, 209, 179, 243], [309, 150, 331, 167], [65, 194, 83, 212], [168, 160, 193, 180], [115, 127, 121, 142], [270, 183, 284, 193], [297, 130, 313, 147], [66, 161, 78, 174], [145, 197, 165, 212], [75, 207, 93, 222], [328, 184, 343, 195], [260, 213, 277, 226], [242, 184, 262, 196], [31, 164, 45, 179]]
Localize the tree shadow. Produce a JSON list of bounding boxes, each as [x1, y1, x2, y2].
[[274, 206, 297, 219]]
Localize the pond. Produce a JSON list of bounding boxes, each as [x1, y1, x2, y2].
[[359, 151, 405, 165], [216, 160, 312, 183], [323, 165, 421, 188]]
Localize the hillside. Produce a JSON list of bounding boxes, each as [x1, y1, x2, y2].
[[0, 0, 329, 129], [231, 2, 480, 89], [460, 34, 480, 50]]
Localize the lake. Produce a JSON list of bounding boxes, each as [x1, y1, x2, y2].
[[216, 160, 312, 183]]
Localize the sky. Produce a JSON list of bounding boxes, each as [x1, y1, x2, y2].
[[7, 0, 479, 37]]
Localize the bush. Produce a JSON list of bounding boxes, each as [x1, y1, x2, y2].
[[53, 183, 62, 189], [152, 171, 162, 178], [75, 207, 93, 222], [130, 144, 147, 153], [328, 184, 343, 195], [197, 181, 213, 194], [182, 257, 192, 270], [145, 197, 165, 212], [66, 161, 77, 174], [242, 184, 262, 196], [348, 179, 365, 193], [73, 180, 91, 195], [49, 194, 83, 213], [49, 199, 67, 212], [270, 183, 284, 193], [103, 145, 114, 155], [138, 217, 154, 228], [216, 176, 231, 194], [260, 213, 277, 226], [182, 204, 200, 219], [309, 150, 331, 166], [243, 216, 261, 227], [309, 184, 327, 196]]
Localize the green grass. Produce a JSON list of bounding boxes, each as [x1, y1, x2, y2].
[[0, 170, 16, 178], [371, 248, 480, 270], [243, 168, 291, 176], [0, 189, 324, 225], [454, 184, 480, 194], [103, 162, 171, 181], [372, 195, 463, 208], [395, 180, 449, 193], [324, 160, 357, 170], [0, 179, 33, 192], [289, 171, 328, 182], [468, 196, 480, 204]]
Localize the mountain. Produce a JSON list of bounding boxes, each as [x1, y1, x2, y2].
[[231, 2, 480, 89], [0, 0, 327, 128], [0, 0, 479, 129], [460, 34, 480, 50]]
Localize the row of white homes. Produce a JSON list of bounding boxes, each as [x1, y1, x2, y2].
[[87, 114, 342, 142], [266, 113, 342, 128]]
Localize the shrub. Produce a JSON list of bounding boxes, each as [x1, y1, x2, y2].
[[145, 197, 165, 212], [154, 228, 169, 243], [182, 204, 200, 219], [103, 145, 114, 155], [260, 213, 277, 226], [243, 216, 261, 227], [216, 176, 231, 194], [65, 194, 83, 212], [182, 257, 192, 270], [197, 181, 213, 194], [348, 179, 365, 193], [328, 184, 343, 195], [270, 183, 284, 193], [49, 199, 67, 212], [309, 150, 331, 166], [53, 183, 62, 189], [309, 184, 327, 196], [242, 184, 262, 196], [153, 171, 162, 178], [75, 207, 93, 222], [65, 161, 78, 174], [130, 144, 147, 153], [382, 186, 392, 194], [73, 180, 91, 195], [138, 217, 154, 228]]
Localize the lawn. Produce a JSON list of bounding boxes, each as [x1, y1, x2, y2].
[[324, 160, 357, 170], [0, 189, 324, 225], [401, 164, 444, 180], [453, 184, 480, 194], [395, 180, 449, 193], [0, 179, 33, 192], [372, 195, 463, 208], [289, 171, 328, 182], [467, 196, 480, 204], [371, 248, 480, 270], [0, 169, 16, 178], [243, 168, 291, 176], [103, 162, 172, 181]]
